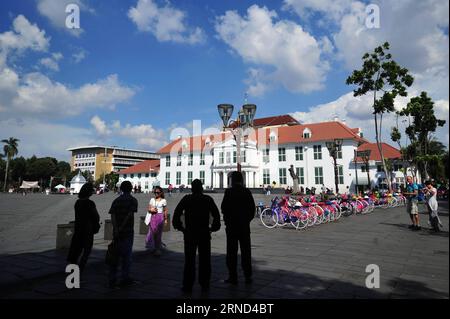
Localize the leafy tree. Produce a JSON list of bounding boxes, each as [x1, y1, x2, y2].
[[55, 161, 71, 179], [398, 92, 446, 179], [0, 157, 5, 190], [444, 151, 449, 181], [10, 157, 27, 182], [2, 137, 20, 192], [346, 42, 414, 192], [27, 157, 57, 186], [391, 113, 411, 186]]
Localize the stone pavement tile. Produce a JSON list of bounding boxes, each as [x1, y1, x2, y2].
[[3, 290, 50, 299], [252, 285, 305, 299], [301, 260, 353, 272], [14, 266, 63, 281], [0, 258, 45, 271], [295, 265, 345, 281], [397, 274, 449, 291], [0, 272, 21, 287], [307, 289, 354, 299], [32, 281, 69, 296]]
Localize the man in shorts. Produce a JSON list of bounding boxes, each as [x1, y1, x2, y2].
[[404, 176, 421, 231]]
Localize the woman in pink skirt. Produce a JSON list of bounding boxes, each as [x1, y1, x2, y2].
[[145, 186, 168, 256]]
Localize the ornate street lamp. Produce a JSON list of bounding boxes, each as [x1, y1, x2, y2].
[[217, 103, 257, 172], [326, 139, 343, 194], [218, 104, 234, 128]]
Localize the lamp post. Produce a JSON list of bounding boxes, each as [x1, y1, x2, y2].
[[218, 103, 257, 173], [326, 139, 343, 194]]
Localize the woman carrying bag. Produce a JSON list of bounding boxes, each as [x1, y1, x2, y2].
[[145, 186, 168, 256]]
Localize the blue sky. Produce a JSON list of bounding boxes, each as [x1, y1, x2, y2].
[[0, 0, 448, 161]]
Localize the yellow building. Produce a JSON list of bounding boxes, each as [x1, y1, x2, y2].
[[67, 145, 159, 180]]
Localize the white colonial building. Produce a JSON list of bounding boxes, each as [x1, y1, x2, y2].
[[117, 159, 160, 193], [117, 115, 412, 193], [152, 115, 410, 192]]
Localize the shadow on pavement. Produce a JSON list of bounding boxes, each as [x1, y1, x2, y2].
[[380, 222, 448, 237], [0, 246, 448, 299]]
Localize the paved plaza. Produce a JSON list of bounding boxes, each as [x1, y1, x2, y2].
[[0, 192, 448, 299]]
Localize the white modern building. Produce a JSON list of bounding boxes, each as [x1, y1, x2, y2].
[[154, 115, 409, 192], [67, 145, 159, 180]]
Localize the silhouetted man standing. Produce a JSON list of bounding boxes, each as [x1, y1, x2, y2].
[[173, 179, 221, 293], [221, 171, 255, 285]]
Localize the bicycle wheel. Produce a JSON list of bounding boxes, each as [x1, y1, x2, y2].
[[307, 207, 318, 226], [340, 202, 353, 217], [315, 206, 325, 224], [297, 211, 309, 230], [333, 204, 342, 220], [260, 208, 278, 228], [289, 209, 306, 230]]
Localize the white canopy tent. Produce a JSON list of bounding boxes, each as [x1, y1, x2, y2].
[[19, 181, 39, 189], [54, 184, 66, 189]]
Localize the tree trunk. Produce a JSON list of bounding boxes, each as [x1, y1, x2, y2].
[[378, 113, 392, 192], [3, 157, 9, 192]]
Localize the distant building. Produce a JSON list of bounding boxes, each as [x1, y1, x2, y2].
[[354, 142, 417, 191], [118, 159, 160, 193], [67, 145, 159, 181]]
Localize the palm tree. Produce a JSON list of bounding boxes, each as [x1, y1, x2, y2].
[[2, 137, 20, 192]]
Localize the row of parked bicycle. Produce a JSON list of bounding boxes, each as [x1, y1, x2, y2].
[[256, 193, 407, 230]]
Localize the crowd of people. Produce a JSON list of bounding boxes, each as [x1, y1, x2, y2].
[[67, 171, 256, 293]]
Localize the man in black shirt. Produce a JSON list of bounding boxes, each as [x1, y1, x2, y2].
[[108, 181, 138, 288], [221, 171, 255, 285], [173, 179, 221, 293]]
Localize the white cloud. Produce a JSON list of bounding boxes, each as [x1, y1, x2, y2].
[[90, 115, 111, 136], [215, 5, 329, 96], [39, 52, 63, 71], [36, 0, 93, 36], [0, 118, 94, 160], [0, 15, 136, 120], [90, 116, 167, 149], [0, 14, 50, 56], [331, 0, 449, 75], [128, 0, 205, 44], [290, 92, 449, 147], [72, 49, 87, 63], [0, 72, 136, 118], [282, 0, 354, 23]]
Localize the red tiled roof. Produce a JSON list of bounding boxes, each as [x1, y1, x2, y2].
[[256, 121, 367, 146], [118, 159, 160, 174], [230, 114, 299, 128], [356, 143, 401, 162], [157, 120, 367, 154], [157, 132, 230, 154]]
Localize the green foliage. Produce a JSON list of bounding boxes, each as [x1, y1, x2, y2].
[[390, 127, 401, 144], [399, 92, 446, 145], [398, 92, 447, 179], [10, 157, 27, 181], [27, 157, 57, 181], [346, 42, 414, 192], [2, 137, 20, 159], [346, 42, 414, 115], [55, 161, 71, 178]]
